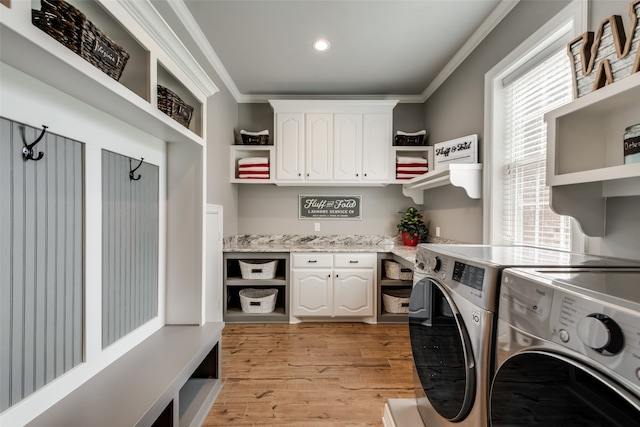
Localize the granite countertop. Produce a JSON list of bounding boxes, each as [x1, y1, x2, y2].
[[224, 234, 417, 264]]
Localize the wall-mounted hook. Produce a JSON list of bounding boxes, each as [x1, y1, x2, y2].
[[21, 125, 48, 161], [129, 157, 144, 181]]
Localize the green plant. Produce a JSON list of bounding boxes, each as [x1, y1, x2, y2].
[[397, 207, 429, 239]]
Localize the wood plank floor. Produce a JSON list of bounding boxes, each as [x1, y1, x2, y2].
[[203, 322, 415, 426]]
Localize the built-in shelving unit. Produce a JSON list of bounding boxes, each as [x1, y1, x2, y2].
[[0, 1, 220, 424], [377, 254, 413, 323], [391, 146, 433, 184], [223, 252, 290, 323], [401, 163, 482, 204], [230, 145, 275, 183], [545, 72, 640, 236]]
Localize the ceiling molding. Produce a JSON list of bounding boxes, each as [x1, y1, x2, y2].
[[167, 0, 243, 101], [169, 0, 517, 104], [118, 0, 218, 98], [420, 0, 520, 102]]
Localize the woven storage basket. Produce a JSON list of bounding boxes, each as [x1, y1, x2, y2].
[[384, 260, 413, 281], [241, 134, 269, 145], [238, 259, 278, 280], [382, 289, 412, 314], [157, 85, 194, 128], [239, 288, 278, 314], [394, 134, 426, 146], [33, 0, 129, 81]]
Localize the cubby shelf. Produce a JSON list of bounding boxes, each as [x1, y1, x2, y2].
[[0, 0, 212, 146]]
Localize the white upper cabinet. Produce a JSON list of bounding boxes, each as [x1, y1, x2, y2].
[[270, 100, 398, 185], [275, 113, 305, 181], [544, 72, 640, 236]]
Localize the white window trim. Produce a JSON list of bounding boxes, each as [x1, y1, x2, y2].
[[483, 0, 588, 249]]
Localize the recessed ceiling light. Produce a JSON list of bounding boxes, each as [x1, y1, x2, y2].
[[313, 39, 330, 52]]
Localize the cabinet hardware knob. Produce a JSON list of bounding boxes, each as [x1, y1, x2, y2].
[[308, 260, 317, 263], [356, 173, 359, 177], [349, 260, 358, 263], [364, 173, 367, 177], [298, 173, 301, 176]]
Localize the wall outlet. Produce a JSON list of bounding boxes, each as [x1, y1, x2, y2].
[[435, 226, 441, 237], [314, 222, 320, 231]]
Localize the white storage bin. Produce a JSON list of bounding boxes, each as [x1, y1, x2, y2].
[[239, 259, 278, 279], [239, 288, 278, 313]]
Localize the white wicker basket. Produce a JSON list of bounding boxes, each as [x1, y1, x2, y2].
[[239, 260, 278, 280], [384, 260, 413, 281], [239, 288, 278, 313], [382, 289, 412, 314]]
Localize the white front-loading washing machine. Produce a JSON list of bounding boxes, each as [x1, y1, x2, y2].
[[408, 244, 640, 427], [490, 267, 640, 426]]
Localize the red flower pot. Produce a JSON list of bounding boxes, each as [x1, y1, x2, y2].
[[401, 232, 419, 246]]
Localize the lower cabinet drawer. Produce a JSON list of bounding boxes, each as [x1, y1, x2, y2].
[[334, 253, 376, 268], [292, 253, 333, 268]]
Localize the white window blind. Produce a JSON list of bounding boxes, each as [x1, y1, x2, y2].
[[501, 49, 573, 249]]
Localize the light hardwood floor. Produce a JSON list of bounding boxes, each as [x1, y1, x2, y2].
[[204, 322, 415, 426]]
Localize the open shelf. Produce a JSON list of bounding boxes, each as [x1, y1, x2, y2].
[[401, 163, 482, 204], [230, 145, 275, 183], [545, 72, 640, 236]]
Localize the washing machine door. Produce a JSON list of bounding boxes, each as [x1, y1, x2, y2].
[[490, 351, 640, 426], [409, 278, 476, 422]]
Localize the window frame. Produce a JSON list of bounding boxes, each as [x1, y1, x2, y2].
[[483, 0, 588, 250]]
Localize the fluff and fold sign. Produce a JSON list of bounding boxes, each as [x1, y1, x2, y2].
[[568, 0, 640, 98]]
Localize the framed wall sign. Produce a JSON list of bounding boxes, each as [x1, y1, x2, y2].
[[299, 195, 362, 219], [434, 134, 478, 169]]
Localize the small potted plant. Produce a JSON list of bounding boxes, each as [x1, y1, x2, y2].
[[397, 207, 429, 246]]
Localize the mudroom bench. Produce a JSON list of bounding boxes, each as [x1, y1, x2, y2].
[[27, 322, 225, 427]]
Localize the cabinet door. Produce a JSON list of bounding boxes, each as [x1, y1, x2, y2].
[[333, 269, 374, 316], [292, 269, 333, 316], [333, 113, 362, 181], [275, 113, 304, 181], [305, 114, 333, 181], [362, 113, 391, 181]]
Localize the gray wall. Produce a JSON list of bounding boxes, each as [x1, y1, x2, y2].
[[420, 0, 640, 258], [237, 184, 419, 236], [422, 0, 571, 244]]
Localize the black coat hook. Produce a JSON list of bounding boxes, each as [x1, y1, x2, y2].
[[129, 157, 144, 181], [21, 125, 48, 161]]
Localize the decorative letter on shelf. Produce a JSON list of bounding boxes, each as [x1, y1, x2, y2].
[[568, 0, 640, 98]]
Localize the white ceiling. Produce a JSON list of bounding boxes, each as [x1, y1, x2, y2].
[[161, 0, 515, 102]]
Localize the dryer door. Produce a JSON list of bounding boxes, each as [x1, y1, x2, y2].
[[490, 351, 640, 426], [409, 278, 476, 422]]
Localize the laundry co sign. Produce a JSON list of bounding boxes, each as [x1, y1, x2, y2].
[[299, 195, 362, 219]]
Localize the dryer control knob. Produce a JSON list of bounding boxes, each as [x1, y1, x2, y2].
[[428, 256, 441, 272], [577, 314, 624, 356]]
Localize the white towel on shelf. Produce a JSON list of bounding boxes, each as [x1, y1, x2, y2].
[[396, 156, 427, 165], [240, 129, 269, 136], [239, 173, 270, 179], [396, 173, 426, 179], [238, 157, 269, 166], [238, 166, 269, 172], [396, 130, 427, 136]]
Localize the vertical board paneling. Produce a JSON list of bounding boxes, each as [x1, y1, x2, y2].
[[0, 118, 83, 411], [101, 151, 158, 348]]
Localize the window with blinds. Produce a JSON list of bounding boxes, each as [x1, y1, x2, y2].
[[501, 49, 573, 249]]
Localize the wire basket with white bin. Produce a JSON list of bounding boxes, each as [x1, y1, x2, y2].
[[239, 259, 278, 280], [384, 260, 413, 281], [239, 288, 278, 313], [382, 289, 412, 314]]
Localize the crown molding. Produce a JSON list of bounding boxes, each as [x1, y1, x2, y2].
[[167, 0, 242, 102], [117, 0, 218, 98], [420, 0, 519, 102]]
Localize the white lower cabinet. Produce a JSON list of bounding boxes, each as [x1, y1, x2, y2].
[[291, 253, 375, 319]]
